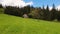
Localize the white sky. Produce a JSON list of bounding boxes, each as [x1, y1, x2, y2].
[[49, 5, 60, 10], [0, 0, 33, 7]]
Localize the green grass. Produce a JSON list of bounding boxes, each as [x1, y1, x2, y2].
[[0, 14, 60, 34]]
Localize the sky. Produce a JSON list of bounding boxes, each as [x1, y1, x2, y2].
[[24, 0, 60, 7], [0, 0, 33, 7], [24, 0, 60, 10], [0, 0, 60, 10]]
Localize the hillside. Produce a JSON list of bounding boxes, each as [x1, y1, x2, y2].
[[0, 14, 60, 34]]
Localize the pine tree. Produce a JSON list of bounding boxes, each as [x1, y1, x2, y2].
[[50, 4, 57, 20], [45, 5, 50, 20]]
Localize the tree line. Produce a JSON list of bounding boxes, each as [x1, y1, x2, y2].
[[0, 4, 60, 21]]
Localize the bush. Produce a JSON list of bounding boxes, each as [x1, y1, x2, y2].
[[0, 8, 4, 14]]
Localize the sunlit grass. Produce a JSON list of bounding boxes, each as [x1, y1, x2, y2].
[[0, 14, 60, 34]]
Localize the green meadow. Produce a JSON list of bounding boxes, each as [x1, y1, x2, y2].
[[0, 14, 60, 34]]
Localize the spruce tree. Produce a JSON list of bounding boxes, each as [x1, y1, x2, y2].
[[45, 5, 50, 20], [50, 4, 57, 20]]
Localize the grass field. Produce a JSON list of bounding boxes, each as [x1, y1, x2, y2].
[[0, 14, 60, 34]]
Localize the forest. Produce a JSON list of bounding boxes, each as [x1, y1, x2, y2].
[[0, 4, 60, 21]]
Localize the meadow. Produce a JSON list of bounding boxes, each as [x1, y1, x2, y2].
[[0, 14, 60, 34]]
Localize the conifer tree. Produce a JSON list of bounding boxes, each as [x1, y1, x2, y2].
[[50, 4, 57, 20], [0, 4, 3, 8]]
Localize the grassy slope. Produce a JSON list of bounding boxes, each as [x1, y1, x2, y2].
[[0, 14, 60, 34]]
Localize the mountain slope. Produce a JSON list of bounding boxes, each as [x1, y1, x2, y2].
[[0, 14, 60, 34]]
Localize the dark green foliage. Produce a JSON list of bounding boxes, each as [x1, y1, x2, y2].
[[24, 5, 30, 14], [4, 6, 21, 16], [40, 5, 46, 20], [0, 4, 3, 8], [4, 5, 31, 17], [45, 5, 50, 20], [49, 4, 58, 21], [0, 8, 4, 14], [29, 7, 41, 19], [0, 4, 4, 14], [57, 11, 60, 21], [1, 4, 60, 21], [38, 5, 50, 20]]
